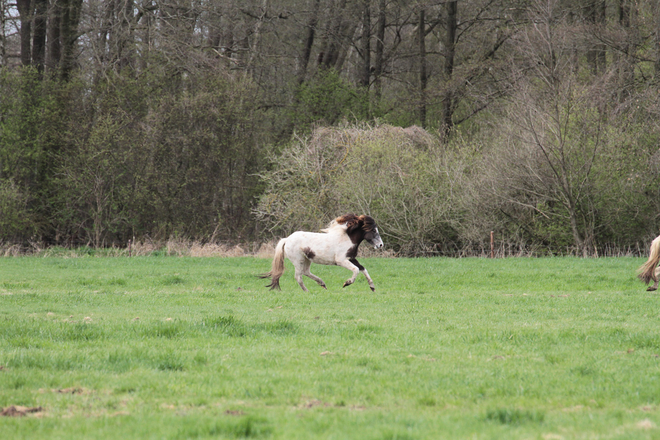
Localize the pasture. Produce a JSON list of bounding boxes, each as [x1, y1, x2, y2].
[[0, 255, 659, 439]]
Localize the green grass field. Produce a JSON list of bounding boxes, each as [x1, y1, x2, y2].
[[1, 255, 659, 439]]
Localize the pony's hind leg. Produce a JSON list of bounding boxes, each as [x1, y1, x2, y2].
[[294, 269, 309, 292], [649, 266, 660, 291], [302, 260, 326, 289], [288, 254, 310, 292]]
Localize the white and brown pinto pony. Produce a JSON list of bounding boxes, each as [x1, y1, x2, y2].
[[638, 235, 660, 291], [260, 214, 384, 292]]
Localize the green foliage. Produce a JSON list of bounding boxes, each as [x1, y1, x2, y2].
[[0, 67, 271, 246], [291, 69, 370, 129], [0, 68, 64, 241], [138, 72, 266, 239], [0, 180, 35, 241]]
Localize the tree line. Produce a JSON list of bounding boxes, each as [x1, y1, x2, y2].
[[1, 0, 660, 255]]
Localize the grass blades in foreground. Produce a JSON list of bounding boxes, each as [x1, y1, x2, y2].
[[0, 256, 659, 439]]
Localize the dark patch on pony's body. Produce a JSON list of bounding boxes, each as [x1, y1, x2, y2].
[[303, 247, 315, 260]]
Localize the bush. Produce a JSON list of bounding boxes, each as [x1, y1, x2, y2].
[[290, 69, 370, 129], [255, 123, 467, 255], [0, 180, 36, 242]]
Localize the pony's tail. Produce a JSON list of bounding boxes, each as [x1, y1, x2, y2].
[[638, 235, 660, 285], [258, 238, 286, 290]]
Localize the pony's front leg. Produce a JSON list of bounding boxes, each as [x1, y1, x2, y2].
[[349, 258, 375, 291], [337, 259, 360, 289], [360, 268, 376, 292]]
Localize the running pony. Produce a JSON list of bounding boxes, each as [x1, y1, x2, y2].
[[260, 214, 384, 292], [638, 235, 660, 291]]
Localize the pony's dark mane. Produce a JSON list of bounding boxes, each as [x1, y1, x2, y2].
[[335, 214, 377, 233]]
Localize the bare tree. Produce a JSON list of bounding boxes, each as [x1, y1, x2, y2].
[[0, 0, 7, 66], [441, 0, 457, 135], [358, 0, 370, 88], [15, 0, 31, 66], [418, 7, 427, 127], [32, 0, 47, 73], [372, 0, 386, 102], [655, 0, 660, 76], [318, 0, 358, 70], [585, 0, 606, 74], [297, 0, 321, 84], [490, 0, 612, 255]]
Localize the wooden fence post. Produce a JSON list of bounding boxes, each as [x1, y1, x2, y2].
[[490, 231, 494, 258]]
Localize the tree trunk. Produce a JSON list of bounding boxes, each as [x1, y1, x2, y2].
[[47, 0, 62, 73], [297, 0, 320, 85], [359, 0, 371, 88], [333, 21, 358, 71], [59, 0, 84, 80], [617, 0, 635, 101], [442, 0, 457, 136], [418, 8, 426, 128], [373, 0, 386, 103], [319, 0, 348, 69], [32, 0, 48, 74], [585, 0, 606, 74], [117, 0, 135, 71], [655, 0, 660, 76], [246, 0, 270, 75], [0, 0, 7, 66], [16, 0, 32, 66]]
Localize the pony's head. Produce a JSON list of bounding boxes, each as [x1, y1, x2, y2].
[[335, 214, 384, 249]]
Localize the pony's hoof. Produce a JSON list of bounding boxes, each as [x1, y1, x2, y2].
[[370, 287, 375, 292], [322, 284, 327, 290], [342, 282, 351, 288], [647, 287, 657, 292]]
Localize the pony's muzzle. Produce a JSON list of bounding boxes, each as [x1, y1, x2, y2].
[[371, 238, 384, 249]]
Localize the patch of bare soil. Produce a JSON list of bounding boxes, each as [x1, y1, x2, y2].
[[299, 399, 332, 409], [1, 406, 43, 417]]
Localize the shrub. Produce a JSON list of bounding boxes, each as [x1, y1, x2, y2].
[[255, 123, 467, 255], [0, 180, 36, 242]]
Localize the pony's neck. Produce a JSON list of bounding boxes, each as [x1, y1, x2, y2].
[[347, 231, 365, 246]]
